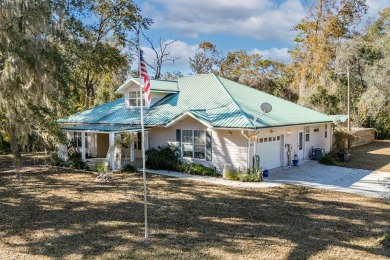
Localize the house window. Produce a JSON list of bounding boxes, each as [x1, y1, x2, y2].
[[194, 130, 206, 159], [313, 125, 320, 132], [182, 130, 193, 158], [73, 132, 82, 148], [325, 124, 328, 138], [305, 126, 310, 142], [128, 90, 141, 106], [182, 130, 206, 159], [135, 132, 142, 150]]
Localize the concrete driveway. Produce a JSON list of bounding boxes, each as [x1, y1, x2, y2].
[[264, 160, 389, 198], [148, 160, 389, 198]]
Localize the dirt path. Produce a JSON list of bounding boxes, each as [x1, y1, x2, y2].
[[340, 140, 390, 172]]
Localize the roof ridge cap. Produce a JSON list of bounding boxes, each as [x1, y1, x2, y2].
[[213, 74, 254, 128]]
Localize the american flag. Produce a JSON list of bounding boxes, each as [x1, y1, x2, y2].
[[140, 51, 151, 106]]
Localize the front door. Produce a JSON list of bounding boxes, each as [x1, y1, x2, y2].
[[298, 131, 304, 159]]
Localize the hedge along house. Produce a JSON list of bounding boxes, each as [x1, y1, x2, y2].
[[58, 74, 333, 171]]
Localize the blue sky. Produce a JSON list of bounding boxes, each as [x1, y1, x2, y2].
[[133, 0, 389, 75]]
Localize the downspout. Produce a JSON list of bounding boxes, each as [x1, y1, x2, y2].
[[330, 123, 333, 152], [241, 130, 251, 170]]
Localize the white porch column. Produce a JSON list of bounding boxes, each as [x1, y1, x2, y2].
[[130, 133, 135, 162], [109, 132, 115, 169], [145, 131, 149, 150], [114, 133, 122, 171], [81, 131, 86, 160]]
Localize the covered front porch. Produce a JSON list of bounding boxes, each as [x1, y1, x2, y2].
[[61, 125, 149, 171]]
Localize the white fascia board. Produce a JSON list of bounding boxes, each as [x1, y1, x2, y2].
[[165, 112, 213, 128], [115, 77, 139, 94]]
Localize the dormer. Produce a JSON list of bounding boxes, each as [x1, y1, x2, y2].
[[115, 77, 179, 108]]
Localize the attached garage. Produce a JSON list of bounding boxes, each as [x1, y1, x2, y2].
[[256, 135, 283, 170]]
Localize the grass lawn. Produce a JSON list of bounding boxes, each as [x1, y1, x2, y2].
[[0, 156, 389, 260]]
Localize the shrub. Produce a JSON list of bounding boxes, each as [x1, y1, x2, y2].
[[237, 172, 261, 182], [225, 168, 261, 182], [333, 128, 356, 150], [92, 161, 107, 173], [69, 158, 88, 170], [146, 145, 178, 170], [68, 148, 81, 160], [380, 230, 390, 248], [177, 163, 218, 177], [0, 133, 10, 153], [224, 169, 238, 180], [175, 163, 190, 173], [122, 163, 138, 173], [50, 151, 65, 167], [319, 153, 337, 165]]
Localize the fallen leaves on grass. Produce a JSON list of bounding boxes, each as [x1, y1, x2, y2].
[[0, 160, 389, 259]]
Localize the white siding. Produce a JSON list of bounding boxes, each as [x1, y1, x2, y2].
[[86, 132, 97, 157], [252, 123, 332, 167], [212, 129, 248, 171], [149, 116, 248, 172], [302, 123, 332, 158]]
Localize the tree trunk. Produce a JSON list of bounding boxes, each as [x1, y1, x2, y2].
[[84, 71, 95, 108], [6, 123, 22, 169]]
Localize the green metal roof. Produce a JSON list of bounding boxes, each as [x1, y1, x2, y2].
[[59, 74, 332, 130], [330, 114, 348, 124], [62, 125, 141, 132], [218, 76, 333, 128]]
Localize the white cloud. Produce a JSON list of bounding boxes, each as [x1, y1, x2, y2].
[[136, 40, 198, 74], [250, 47, 291, 63], [140, 0, 306, 41]]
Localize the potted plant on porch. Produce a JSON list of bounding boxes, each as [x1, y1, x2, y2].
[[292, 154, 299, 166]]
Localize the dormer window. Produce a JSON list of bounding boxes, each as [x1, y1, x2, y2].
[[116, 77, 179, 108], [129, 90, 141, 107]]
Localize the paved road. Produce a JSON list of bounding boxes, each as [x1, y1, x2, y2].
[[147, 160, 389, 198]]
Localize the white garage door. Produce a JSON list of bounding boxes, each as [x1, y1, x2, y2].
[[256, 135, 282, 170]]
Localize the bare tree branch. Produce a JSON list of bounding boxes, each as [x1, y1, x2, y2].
[[142, 34, 180, 79]]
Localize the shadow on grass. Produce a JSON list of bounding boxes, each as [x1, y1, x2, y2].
[[0, 162, 389, 259]]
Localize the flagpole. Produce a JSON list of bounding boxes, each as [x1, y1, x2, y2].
[[137, 27, 148, 239]]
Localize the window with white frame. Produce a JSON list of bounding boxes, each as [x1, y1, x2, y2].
[[305, 126, 310, 141], [194, 130, 206, 159], [313, 125, 320, 132], [73, 132, 82, 148], [128, 90, 141, 107], [182, 130, 206, 159]]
